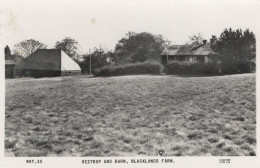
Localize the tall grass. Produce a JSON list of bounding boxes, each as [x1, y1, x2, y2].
[[5, 74, 256, 156]]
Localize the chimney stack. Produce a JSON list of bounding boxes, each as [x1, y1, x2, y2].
[[5, 45, 11, 60]]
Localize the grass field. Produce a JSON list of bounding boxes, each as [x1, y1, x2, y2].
[[5, 74, 256, 156]]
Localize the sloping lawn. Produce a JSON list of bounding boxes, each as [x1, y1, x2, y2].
[[5, 74, 256, 156]]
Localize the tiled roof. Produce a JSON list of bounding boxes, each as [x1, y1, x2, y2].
[[161, 44, 215, 56]]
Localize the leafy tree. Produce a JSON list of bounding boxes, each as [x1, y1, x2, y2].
[[55, 37, 80, 60], [114, 32, 170, 64], [210, 28, 256, 73], [13, 39, 47, 57], [80, 47, 114, 73]]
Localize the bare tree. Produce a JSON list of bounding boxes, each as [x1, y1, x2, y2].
[[14, 39, 47, 57], [188, 33, 205, 46]]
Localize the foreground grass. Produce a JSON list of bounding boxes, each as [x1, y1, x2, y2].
[[5, 74, 256, 156]]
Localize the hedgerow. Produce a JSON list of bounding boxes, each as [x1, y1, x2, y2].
[[94, 61, 163, 77], [165, 61, 219, 75]]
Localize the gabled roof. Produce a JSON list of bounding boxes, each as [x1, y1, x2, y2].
[[161, 44, 215, 56]]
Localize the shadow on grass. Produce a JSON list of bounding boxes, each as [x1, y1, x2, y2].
[[163, 72, 255, 78], [91, 72, 254, 78], [92, 74, 162, 78]]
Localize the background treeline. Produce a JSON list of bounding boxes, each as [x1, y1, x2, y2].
[[210, 28, 256, 74], [13, 28, 255, 76]]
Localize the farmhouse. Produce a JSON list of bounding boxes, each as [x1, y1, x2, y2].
[[5, 46, 23, 78], [15, 49, 81, 78], [161, 42, 216, 64], [5, 60, 15, 79]]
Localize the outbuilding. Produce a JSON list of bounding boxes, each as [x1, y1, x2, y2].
[[5, 45, 24, 79]]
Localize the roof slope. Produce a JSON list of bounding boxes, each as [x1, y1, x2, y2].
[[15, 49, 81, 71], [16, 49, 61, 70], [161, 44, 215, 56], [61, 51, 81, 71]]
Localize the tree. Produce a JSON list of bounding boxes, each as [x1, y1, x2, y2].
[[188, 33, 205, 46], [80, 47, 114, 73], [210, 28, 256, 73], [114, 32, 170, 64], [55, 37, 80, 61], [13, 39, 47, 57]]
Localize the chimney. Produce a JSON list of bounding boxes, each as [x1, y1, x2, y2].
[[5, 45, 11, 60]]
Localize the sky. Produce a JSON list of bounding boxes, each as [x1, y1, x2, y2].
[[1, 0, 260, 54]]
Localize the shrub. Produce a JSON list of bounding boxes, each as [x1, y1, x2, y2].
[[94, 60, 163, 77], [165, 61, 219, 75]]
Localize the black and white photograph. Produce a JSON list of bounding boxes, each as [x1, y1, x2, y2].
[[0, 0, 259, 167]]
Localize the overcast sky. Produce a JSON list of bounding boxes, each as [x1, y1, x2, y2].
[[1, 0, 260, 54]]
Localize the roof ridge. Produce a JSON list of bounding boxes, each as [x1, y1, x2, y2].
[[37, 48, 60, 50]]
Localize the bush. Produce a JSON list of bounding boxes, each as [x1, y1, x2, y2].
[[94, 61, 163, 77], [165, 61, 219, 75]]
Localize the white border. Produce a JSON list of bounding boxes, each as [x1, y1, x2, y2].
[[0, 0, 259, 167]]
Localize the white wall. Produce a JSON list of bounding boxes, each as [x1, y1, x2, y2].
[[61, 51, 81, 71]]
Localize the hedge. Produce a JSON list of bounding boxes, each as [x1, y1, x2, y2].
[[165, 61, 219, 75], [94, 61, 163, 77]]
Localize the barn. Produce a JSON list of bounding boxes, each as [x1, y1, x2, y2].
[[15, 49, 81, 78], [161, 42, 216, 64]]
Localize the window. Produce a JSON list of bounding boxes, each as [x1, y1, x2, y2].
[[189, 56, 197, 62], [205, 56, 209, 63]]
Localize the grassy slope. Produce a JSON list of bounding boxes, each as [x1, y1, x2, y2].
[[5, 74, 256, 156]]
